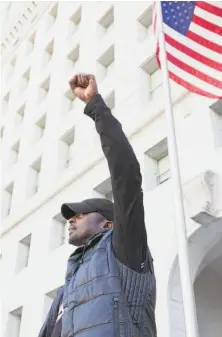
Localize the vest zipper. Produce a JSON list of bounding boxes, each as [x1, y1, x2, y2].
[[78, 244, 87, 265], [74, 244, 87, 275], [113, 297, 120, 337]]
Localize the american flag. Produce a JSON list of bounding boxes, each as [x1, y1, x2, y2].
[[154, 1, 222, 99]]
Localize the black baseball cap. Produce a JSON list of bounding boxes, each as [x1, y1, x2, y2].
[[61, 198, 114, 221]]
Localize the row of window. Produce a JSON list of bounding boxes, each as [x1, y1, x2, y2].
[[2, 41, 158, 118], [2, 2, 155, 115], [3, 94, 222, 219], [2, 137, 169, 220], [6, 286, 60, 337], [2, 101, 221, 220], [2, 39, 160, 138], [3, 147, 169, 272], [17, 214, 67, 272], [2, 125, 75, 218], [1, 48, 160, 148], [1, 86, 115, 178]]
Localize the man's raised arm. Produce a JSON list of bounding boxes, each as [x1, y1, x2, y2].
[[70, 74, 148, 272]]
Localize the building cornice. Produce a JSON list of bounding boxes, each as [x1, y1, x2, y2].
[[1, 1, 52, 64]]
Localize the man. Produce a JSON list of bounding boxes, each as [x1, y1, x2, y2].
[[39, 74, 156, 337]]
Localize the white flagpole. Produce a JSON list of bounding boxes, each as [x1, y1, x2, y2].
[[156, 2, 199, 337]]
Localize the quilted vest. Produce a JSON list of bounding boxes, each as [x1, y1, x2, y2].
[[61, 229, 156, 337]]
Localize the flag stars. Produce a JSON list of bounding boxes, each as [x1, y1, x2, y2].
[[162, 0, 194, 34]]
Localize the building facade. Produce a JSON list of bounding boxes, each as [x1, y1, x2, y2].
[[1, 2, 222, 337]]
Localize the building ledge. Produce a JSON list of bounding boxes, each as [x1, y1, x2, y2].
[[191, 212, 219, 226], [184, 170, 222, 226]]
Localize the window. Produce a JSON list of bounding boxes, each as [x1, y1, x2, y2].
[[1, 126, 4, 139], [50, 213, 67, 250], [15, 104, 25, 127], [157, 154, 170, 185], [16, 234, 31, 272], [6, 57, 16, 80], [47, 3, 58, 29], [93, 177, 113, 201], [210, 99, 222, 148], [2, 182, 14, 218], [137, 6, 153, 41], [68, 6, 82, 36], [39, 77, 50, 102], [11, 57, 16, 67], [45, 39, 54, 57], [44, 39, 54, 67], [26, 31, 35, 54], [97, 6, 114, 39], [50, 3, 58, 18], [97, 45, 114, 82], [2, 92, 10, 114], [20, 68, 30, 92], [29, 31, 36, 45], [7, 307, 23, 337], [28, 157, 42, 196], [211, 99, 222, 115], [67, 44, 79, 71], [10, 140, 20, 165], [44, 288, 59, 320], [105, 90, 115, 114], [35, 114, 46, 140], [64, 87, 77, 113], [23, 68, 31, 81], [140, 56, 162, 100], [60, 128, 75, 168], [144, 138, 170, 191]]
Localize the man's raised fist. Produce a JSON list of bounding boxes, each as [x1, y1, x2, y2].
[[69, 74, 98, 104]]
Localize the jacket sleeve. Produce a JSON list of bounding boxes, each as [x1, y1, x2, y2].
[[84, 94, 148, 272]]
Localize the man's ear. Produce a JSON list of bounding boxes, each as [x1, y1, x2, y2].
[[104, 221, 113, 229]]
